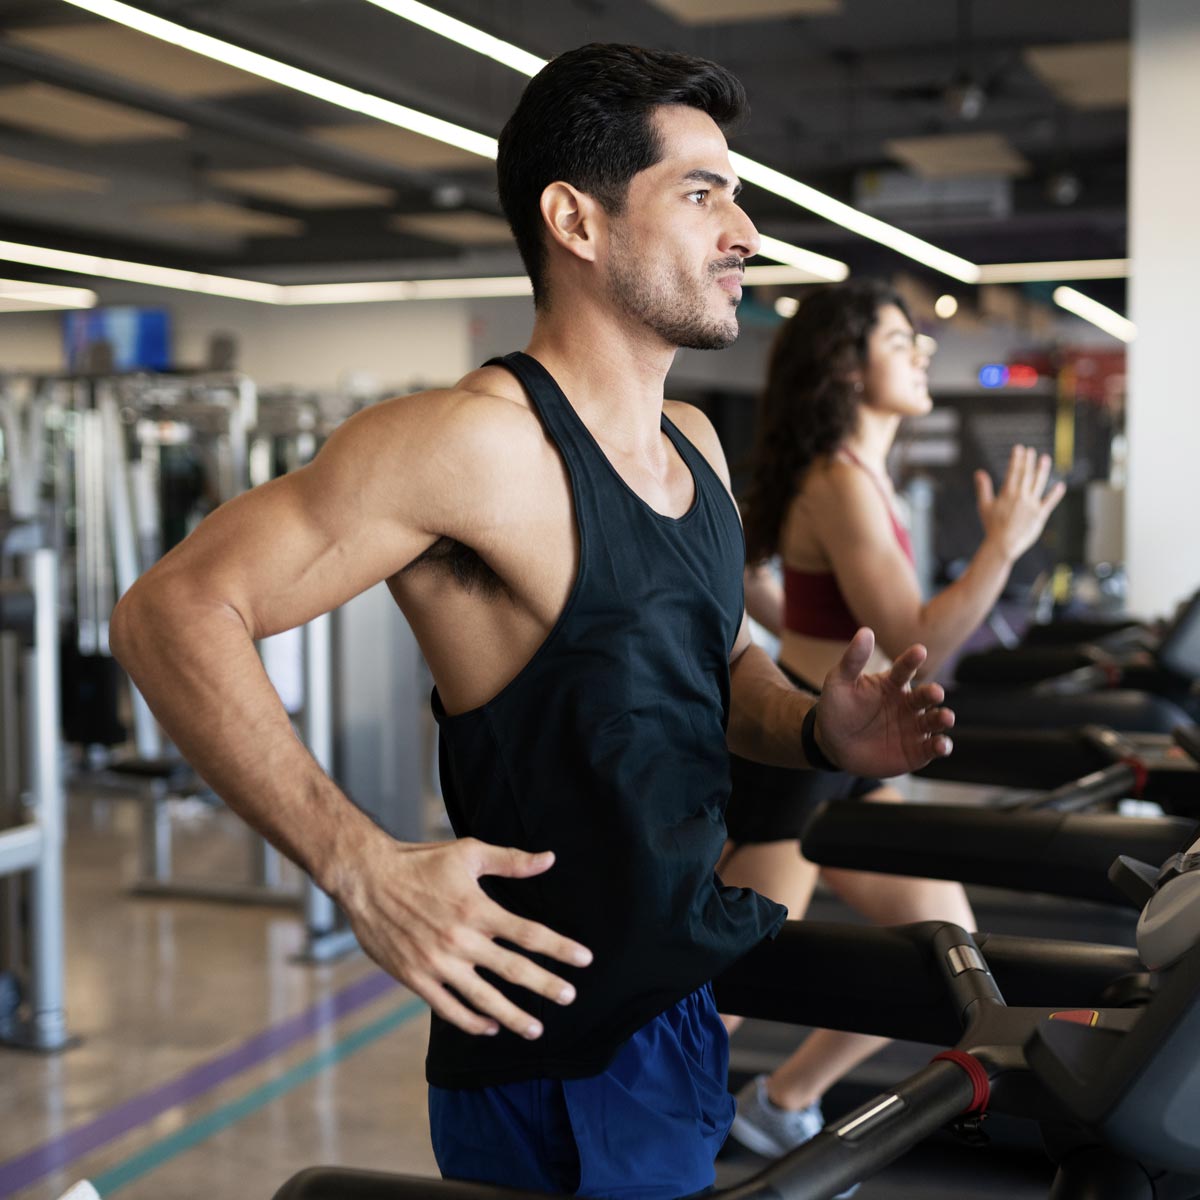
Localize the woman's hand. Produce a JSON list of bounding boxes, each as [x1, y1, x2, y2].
[[975, 445, 1066, 563]]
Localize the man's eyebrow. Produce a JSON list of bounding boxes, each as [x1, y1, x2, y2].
[[682, 168, 743, 199]]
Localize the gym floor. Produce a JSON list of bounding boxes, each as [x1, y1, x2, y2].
[[3, 789, 1055, 1200]]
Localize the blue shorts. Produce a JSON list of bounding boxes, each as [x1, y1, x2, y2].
[[428, 983, 733, 1199]]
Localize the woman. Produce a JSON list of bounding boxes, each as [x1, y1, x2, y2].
[[723, 280, 1064, 1165]]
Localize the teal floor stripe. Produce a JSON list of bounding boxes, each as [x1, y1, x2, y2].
[[91, 997, 427, 1196]]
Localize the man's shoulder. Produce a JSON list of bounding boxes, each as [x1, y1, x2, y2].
[[361, 365, 543, 458]]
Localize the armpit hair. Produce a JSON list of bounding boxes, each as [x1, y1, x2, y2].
[[406, 536, 510, 600]]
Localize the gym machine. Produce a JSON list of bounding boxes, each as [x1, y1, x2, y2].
[[953, 588, 1200, 724], [11, 366, 427, 954], [269, 829, 1200, 1200]]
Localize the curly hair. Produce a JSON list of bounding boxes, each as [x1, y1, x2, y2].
[[740, 280, 912, 564]]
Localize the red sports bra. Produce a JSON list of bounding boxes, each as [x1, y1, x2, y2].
[[782, 449, 915, 641]]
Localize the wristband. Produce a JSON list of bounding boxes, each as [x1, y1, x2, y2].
[[801, 705, 839, 771]]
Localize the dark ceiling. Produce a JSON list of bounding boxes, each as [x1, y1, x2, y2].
[[0, 0, 1130, 303]]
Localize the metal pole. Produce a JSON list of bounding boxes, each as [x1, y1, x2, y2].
[[25, 547, 69, 1050], [302, 613, 335, 933], [301, 613, 351, 957], [100, 392, 161, 760]]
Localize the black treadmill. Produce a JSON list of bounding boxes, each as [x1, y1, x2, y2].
[[269, 833, 1200, 1199]]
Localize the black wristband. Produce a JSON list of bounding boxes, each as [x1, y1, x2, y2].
[[801, 705, 839, 771]]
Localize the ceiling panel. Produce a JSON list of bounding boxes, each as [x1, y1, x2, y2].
[[7, 22, 276, 98], [142, 202, 305, 237], [389, 212, 513, 246], [0, 82, 186, 143], [0, 150, 108, 192], [885, 133, 1032, 180], [209, 165, 394, 209], [647, 0, 840, 23], [1024, 41, 1131, 110], [310, 124, 485, 171]]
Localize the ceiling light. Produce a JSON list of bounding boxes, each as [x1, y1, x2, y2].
[[0, 277, 96, 311], [280, 276, 534, 304], [732, 154, 981, 284], [0, 239, 282, 302], [62, 2, 822, 277], [774, 296, 800, 319], [360, 0, 546, 76], [60, 0, 498, 159], [1053, 286, 1135, 343], [0, 237, 538, 304], [342, 1, 980, 282], [934, 294, 958, 318], [744, 265, 825, 285], [977, 259, 1128, 284], [755, 236, 847, 282], [1046, 170, 1082, 206]]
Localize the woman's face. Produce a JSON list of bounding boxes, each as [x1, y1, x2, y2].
[[860, 304, 932, 417]]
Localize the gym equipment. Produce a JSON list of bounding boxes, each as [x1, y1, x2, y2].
[[952, 589, 1200, 725], [917, 722, 1199, 811], [8, 367, 427, 939], [0, 536, 69, 1051], [268, 832, 1200, 1198]]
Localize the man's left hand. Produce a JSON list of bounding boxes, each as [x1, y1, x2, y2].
[[814, 628, 953, 777]]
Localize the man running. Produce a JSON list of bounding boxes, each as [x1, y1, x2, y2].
[[113, 42, 954, 1200]]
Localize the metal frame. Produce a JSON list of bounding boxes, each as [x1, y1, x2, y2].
[[0, 549, 71, 1051]]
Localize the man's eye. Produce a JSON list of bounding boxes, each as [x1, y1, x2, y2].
[[687, 190, 709, 204]]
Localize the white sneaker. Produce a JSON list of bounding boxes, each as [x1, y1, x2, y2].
[[55, 1185, 100, 1200], [729, 1074, 860, 1197]]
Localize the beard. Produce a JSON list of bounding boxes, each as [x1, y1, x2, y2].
[[606, 237, 741, 350]]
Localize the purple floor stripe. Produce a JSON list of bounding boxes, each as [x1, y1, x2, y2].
[[0, 969, 400, 1198]]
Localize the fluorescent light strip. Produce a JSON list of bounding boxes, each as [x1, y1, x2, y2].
[[61, 0, 497, 159], [731, 154, 981, 284], [360, 0, 546, 76], [281, 276, 533, 304], [0, 239, 282, 302], [64, 1, 836, 278], [0, 236, 851, 302], [744, 265, 828, 285], [0, 237, 536, 304], [1053, 286, 1135, 343], [978, 259, 1129, 284], [352, 1, 985, 283], [0, 277, 96, 308], [755, 236, 848, 281]]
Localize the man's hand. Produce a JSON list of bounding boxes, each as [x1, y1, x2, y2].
[[340, 835, 593, 1039], [814, 628, 954, 777]]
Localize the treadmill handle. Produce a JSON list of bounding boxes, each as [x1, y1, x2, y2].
[[731, 1058, 979, 1200], [1008, 762, 1138, 812]]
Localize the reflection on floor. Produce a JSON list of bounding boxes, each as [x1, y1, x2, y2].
[[3, 789, 1057, 1200]]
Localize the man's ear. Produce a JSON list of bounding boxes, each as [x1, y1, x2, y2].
[[540, 181, 602, 264]]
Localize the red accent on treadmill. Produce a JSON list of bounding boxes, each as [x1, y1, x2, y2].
[[931, 1049, 991, 1113], [1119, 758, 1149, 799]]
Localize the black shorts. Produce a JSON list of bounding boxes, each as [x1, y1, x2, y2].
[[724, 664, 883, 845]]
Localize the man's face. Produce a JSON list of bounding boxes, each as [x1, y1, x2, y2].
[[603, 105, 760, 350]]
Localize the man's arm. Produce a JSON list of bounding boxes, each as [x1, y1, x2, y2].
[[111, 390, 591, 1040], [666, 402, 953, 778]]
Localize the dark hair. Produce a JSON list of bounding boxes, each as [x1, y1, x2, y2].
[[740, 280, 913, 564], [497, 43, 747, 307]]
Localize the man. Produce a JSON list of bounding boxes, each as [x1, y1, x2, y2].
[[112, 43, 953, 1200]]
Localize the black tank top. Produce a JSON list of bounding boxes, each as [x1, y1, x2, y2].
[[427, 352, 786, 1088]]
